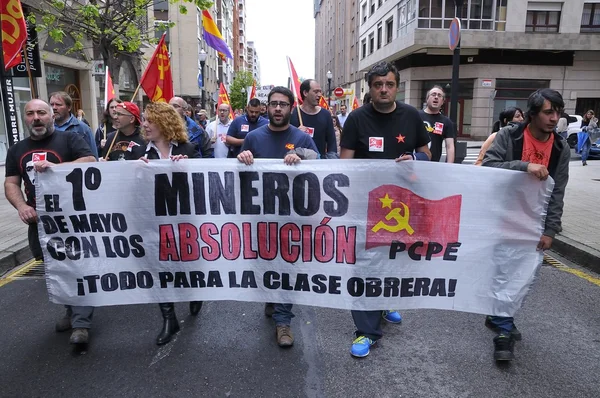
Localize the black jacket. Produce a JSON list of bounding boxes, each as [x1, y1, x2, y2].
[[144, 141, 200, 159]]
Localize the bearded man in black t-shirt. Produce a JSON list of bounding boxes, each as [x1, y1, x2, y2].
[[101, 102, 146, 161], [4, 99, 96, 346], [340, 61, 431, 358]]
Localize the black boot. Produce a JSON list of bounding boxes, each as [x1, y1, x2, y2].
[[156, 303, 180, 345], [189, 301, 203, 316]]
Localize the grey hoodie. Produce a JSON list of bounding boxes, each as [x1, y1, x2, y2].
[[482, 123, 570, 238]]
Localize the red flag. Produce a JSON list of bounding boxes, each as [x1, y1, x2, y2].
[[104, 66, 115, 105], [286, 56, 303, 105], [140, 33, 173, 102], [1, 0, 28, 70], [353, 96, 360, 110], [249, 80, 256, 100], [218, 83, 233, 120], [365, 185, 462, 255], [318, 96, 329, 110]]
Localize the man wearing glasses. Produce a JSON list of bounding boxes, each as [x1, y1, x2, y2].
[[341, 61, 431, 358], [101, 102, 146, 161], [237, 86, 319, 348], [226, 97, 268, 158], [419, 86, 456, 163]]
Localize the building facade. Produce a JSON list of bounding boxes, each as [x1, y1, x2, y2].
[[356, 0, 600, 138], [234, 0, 249, 72], [315, 0, 362, 110], [247, 41, 261, 82]]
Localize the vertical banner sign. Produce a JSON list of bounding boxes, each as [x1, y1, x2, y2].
[[36, 160, 553, 317], [13, 7, 41, 78], [2, 76, 19, 145]]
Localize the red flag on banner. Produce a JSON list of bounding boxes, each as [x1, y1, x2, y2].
[[286, 56, 303, 105], [318, 96, 329, 110], [139, 33, 174, 102], [1, 0, 28, 70], [104, 66, 115, 105], [365, 185, 462, 256], [218, 83, 233, 120], [352, 96, 360, 110]]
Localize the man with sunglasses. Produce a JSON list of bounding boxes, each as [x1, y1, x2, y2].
[[101, 102, 146, 161], [237, 86, 319, 348]]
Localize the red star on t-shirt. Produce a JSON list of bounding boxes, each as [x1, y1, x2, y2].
[[396, 134, 405, 143]]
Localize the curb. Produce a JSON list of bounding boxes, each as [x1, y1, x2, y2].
[[552, 235, 600, 274], [0, 239, 32, 276]]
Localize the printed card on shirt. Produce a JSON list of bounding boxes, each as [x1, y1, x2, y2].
[[305, 127, 315, 137], [32, 153, 47, 162], [433, 122, 444, 135], [241, 124, 250, 133], [369, 137, 384, 152]]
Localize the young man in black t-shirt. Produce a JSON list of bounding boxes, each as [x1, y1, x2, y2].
[[419, 86, 456, 162], [4, 99, 96, 346], [101, 102, 146, 161], [238, 86, 319, 349], [341, 61, 431, 358]]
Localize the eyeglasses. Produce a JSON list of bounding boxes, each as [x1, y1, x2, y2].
[[268, 101, 291, 109]]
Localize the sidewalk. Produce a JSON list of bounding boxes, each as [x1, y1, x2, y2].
[[0, 166, 31, 275], [0, 160, 598, 275]]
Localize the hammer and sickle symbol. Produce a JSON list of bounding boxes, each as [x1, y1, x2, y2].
[[372, 202, 414, 235]]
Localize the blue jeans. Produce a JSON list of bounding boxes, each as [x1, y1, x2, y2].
[[488, 316, 514, 336], [581, 139, 591, 162], [272, 303, 294, 326]]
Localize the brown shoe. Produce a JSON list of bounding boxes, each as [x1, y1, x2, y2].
[[276, 325, 294, 347], [55, 315, 72, 332], [69, 328, 89, 344]]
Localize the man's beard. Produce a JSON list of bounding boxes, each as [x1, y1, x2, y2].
[[247, 114, 259, 123], [27, 122, 54, 138], [268, 112, 290, 127]]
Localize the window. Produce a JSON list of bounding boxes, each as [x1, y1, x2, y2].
[[581, 3, 600, 33], [386, 17, 394, 43], [370, 0, 375, 16], [361, 38, 367, 59], [368, 32, 374, 54], [362, 2, 367, 23], [526, 2, 562, 32], [378, 0, 383, 7], [377, 23, 382, 49], [418, 0, 498, 30], [526, 10, 560, 32]]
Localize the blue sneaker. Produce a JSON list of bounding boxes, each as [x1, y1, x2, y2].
[[382, 310, 402, 323], [351, 336, 376, 358]]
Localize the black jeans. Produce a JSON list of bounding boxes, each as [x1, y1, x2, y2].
[[28, 223, 43, 260]]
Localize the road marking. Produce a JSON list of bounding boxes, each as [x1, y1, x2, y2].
[[0, 259, 43, 288], [544, 254, 600, 287]]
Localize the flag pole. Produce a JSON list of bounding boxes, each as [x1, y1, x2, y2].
[[130, 82, 142, 102], [22, 43, 36, 99]]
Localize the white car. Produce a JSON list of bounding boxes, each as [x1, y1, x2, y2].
[[566, 115, 583, 148]]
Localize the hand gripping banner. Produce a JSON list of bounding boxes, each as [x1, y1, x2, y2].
[[35, 160, 553, 317]]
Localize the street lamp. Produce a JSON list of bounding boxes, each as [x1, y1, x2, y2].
[[326, 70, 332, 108], [199, 49, 207, 111]]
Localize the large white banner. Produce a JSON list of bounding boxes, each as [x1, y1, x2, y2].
[[36, 160, 553, 316]]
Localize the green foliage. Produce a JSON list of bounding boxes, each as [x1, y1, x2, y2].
[[230, 71, 256, 111], [34, 0, 213, 73]]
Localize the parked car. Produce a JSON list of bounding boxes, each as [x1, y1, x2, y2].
[[590, 137, 600, 159], [566, 115, 583, 148]]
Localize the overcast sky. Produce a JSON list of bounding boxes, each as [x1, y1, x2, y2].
[[245, 0, 315, 86]]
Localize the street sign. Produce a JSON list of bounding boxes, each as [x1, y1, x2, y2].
[[334, 87, 344, 97], [449, 17, 461, 51]]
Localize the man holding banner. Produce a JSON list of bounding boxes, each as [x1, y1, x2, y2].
[[340, 61, 431, 358], [4, 99, 96, 346], [482, 88, 570, 362], [237, 86, 319, 347]]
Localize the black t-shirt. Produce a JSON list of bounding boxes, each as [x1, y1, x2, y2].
[[102, 128, 146, 161], [341, 101, 430, 159], [419, 110, 456, 162], [5, 132, 94, 206], [290, 107, 337, 157], [241, 125, 319, 159]]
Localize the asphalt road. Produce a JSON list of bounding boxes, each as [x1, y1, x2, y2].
[[0, 259, 599, 398]]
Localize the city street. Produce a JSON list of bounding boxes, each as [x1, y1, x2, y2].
[[0, 255, 599, 397]]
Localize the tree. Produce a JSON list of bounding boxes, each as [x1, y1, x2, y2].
[[29, 0, 213, 87], [229, 71, 256, 111]]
